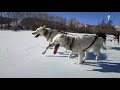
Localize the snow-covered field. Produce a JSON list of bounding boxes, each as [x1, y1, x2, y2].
[[0, 30, 120, 78]]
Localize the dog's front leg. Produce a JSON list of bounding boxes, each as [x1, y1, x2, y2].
[[65, 49, 67, 52], [42, 46, 49, 54], [93, 49, 100, 63], [82, 50, 89, 63], [49, 42, 53, 49], [68, 51, 74, 58], [42, 43, 55, 54], [75, 51, 84, 64], [95, 51, 100, 62]]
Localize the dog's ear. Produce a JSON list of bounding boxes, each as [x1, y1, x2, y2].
[[43, 25, 46, 29], [58, 32, 62, 34], [60, 31, 65, 34], [39, 26, 42, 28]]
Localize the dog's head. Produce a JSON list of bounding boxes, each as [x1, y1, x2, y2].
[[32, 25, 46, 38], [50, 33, 68, 54], [96, 32, 107, 39]]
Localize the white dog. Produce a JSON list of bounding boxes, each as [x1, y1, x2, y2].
[[111, 35, 119, 44], [32, 25, 67, 54], [32, 25, 59, 43], [45, 33, 107, 64]]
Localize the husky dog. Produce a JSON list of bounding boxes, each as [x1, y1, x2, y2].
[[112, 34, 119, 44], [45, 33, 107, 64], [32, 25, 67, 54]]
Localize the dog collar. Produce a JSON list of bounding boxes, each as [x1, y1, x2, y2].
[[64, 37, 75, 51], [70, 37, 75, 51], [44, 29, 52, 41], [44, 29, 48, 36], [47, 31, 52, 41]]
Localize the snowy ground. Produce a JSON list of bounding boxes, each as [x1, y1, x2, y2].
[[0, 30, 120, 78]]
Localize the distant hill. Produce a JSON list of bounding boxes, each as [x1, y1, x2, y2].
[[114, 25, 120, 31]]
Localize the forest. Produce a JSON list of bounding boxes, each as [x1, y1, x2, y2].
[[0, 12, 119, 35]]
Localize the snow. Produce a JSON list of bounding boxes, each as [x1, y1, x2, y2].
[[0, 30, 120, 78]]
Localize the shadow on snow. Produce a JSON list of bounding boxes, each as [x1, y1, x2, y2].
[[45, 51, 120, 73], [85, 61, 120, 73], [110, 47, 120, 50], [57, 51, 107, 60]]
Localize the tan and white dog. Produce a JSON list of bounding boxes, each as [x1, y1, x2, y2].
[[45, 33, 107, 64], [32, 25, 59, 42], [32, 25, 67, 54]]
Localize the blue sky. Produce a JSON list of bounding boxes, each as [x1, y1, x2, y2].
[[47, 12, 120, 25]]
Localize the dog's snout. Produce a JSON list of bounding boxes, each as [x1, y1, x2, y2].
[[35, 34, 40, 38], [32, 32, 35, 35]]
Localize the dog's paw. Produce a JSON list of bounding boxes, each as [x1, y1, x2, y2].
[[68, 56, 74, 58], [42, 52, 45, 54], [74, 62, 82, 64], [96, 60, 100, 64], [82, 60, 85, 63], [68, 55, 76, 58], [49, 47, 53, 49]]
